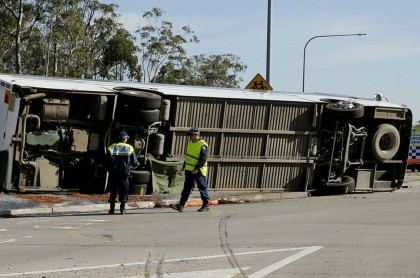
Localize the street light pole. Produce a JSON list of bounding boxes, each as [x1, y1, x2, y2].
[[302, 33, 366, 92], [266, 0, 272, 84]]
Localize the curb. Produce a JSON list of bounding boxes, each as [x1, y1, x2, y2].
[[0, 201, 157, 217], [0, 191, 308, 217]]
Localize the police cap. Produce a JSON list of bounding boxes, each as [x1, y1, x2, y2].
[[188, 127, 200, 135], [119, 131, 129, 138]]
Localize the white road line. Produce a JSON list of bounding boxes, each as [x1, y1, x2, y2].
[[51, 226, 86, 230], [248, 246, 324, 278], [34, 224, 92, 230], [76, 219, 111, 222], [0, 229, 7, 232], [0, 239, 15, 244], [119, 267, 251, 278], [0, 246, 323, 277]]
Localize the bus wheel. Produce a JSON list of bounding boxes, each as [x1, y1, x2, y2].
[[131, 170, 151, 184], [129, 184, 148, 195], [141, 109, 160, 123], [372, 124, 400, 161], [119, 90, 162, 109], [119, 108, 160, 124], [325, 101, 364, 120], [329, 176, 355, 194]]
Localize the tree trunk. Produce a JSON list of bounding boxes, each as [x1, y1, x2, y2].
[[15, 0, 24, 74], [44, 21, 54, 76], [53, 42, 58, 76]]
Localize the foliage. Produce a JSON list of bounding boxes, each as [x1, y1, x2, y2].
[[101, 28, 140, 81], [0, 0, 46, 73], [0, 2, 246, 87], [155, 54, 246, 88], [136, 7, 199, 83]]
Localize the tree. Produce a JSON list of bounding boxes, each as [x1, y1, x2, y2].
[[77, 0, 121, 79], [136, 8, 199, 83], [43, 0, 120, 78], [0, 3, 246, 86], [155, 54, 246, 88], [101, 28, 140, 81], [137, 8, 246, 88], [0, 0, 46, 74], [0, 0, 122, 77]]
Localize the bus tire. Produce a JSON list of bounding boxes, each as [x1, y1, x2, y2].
[[329, 175, 355, 194], [119, 108, 160, 124], [137, 109, 160, 123], [325, 102, 364, 120], [129, 183, 148, 195], [131, 170, 151, 184], [372, 124, 400, 161], [119, 91, 162, 109]]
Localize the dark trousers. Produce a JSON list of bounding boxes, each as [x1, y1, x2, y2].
[[180, 170, 210, 205], [108, 173, 129, 204]]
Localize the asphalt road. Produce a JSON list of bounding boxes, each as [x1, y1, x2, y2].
[[0, 179, 419, 277]]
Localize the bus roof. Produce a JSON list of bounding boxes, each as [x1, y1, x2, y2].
[[0, 74, 405, 108]]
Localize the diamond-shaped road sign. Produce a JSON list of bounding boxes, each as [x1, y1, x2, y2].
[[245, 73, 273, 91]]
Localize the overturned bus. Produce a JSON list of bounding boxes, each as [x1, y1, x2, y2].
[[0, 74, 412, 195]]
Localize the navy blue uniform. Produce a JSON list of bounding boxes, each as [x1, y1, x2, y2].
[[106, 142, 137, 205]]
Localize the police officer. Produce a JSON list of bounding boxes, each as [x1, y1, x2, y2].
[[170, 127, 211, 212], [105, 131, 138, 215]]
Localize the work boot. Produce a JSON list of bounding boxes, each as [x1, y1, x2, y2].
[[197, 204, 210, 212], [120, 203, 126, 215], [170, 204, 184, 212], [108, 203, 115, 214]]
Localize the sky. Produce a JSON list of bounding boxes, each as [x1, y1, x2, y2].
[[100, 0, 420, 121]]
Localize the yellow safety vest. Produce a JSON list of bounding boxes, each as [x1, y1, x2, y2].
[[106, 142, 136, 175], [185, 139, 208, 176], [107, 142, 134, 156]]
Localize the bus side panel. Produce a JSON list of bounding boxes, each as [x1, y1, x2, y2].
[[0, 84, 21, 190], [166, 96, 317, 191]]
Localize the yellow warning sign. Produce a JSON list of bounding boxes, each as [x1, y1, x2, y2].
[[245, 73, 273, 91]]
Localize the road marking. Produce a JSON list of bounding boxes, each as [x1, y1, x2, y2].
[[0, 239, 15, 244], [248, 246, 323, 278], [34, 223, 92, 230], [0, 229, 6, 232], [119, 267, 251, 278], [0, 246, 323, 277], [76, 219, 111, 222]]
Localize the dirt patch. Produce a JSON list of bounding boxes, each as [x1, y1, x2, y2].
[[18, 192, 161, 205], [69, 193, 109, 201], [19, 194, 64, 204], [69, 193, 160, 202]]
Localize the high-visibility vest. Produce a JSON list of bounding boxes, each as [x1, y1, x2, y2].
[[185, 139, 208, 176], [107, 142, 135, 175], [107, 142, 134, 156]]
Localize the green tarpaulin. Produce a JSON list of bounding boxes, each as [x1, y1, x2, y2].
[[149, 158, 185, 194]]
